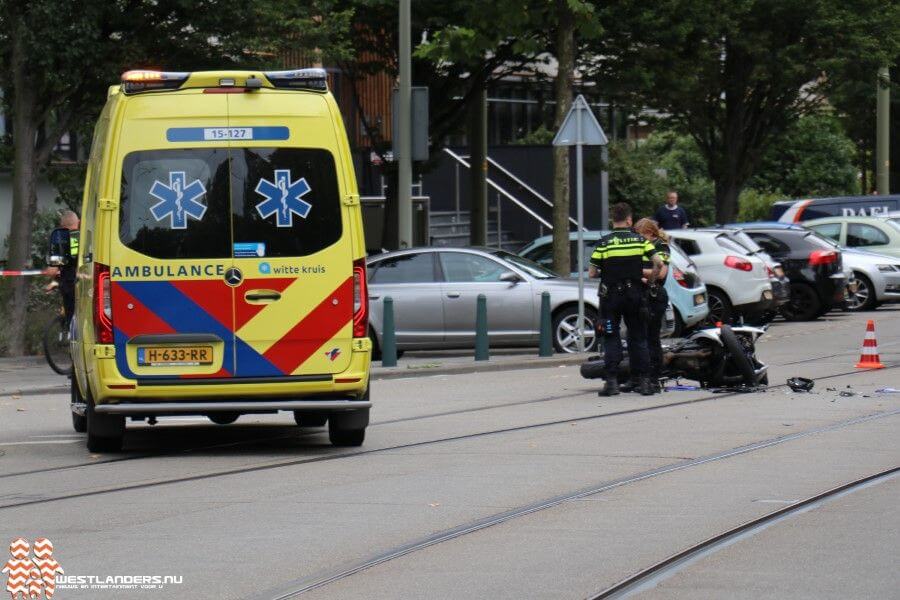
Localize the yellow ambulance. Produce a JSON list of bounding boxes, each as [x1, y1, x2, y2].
[[62, 69, 371, 451]]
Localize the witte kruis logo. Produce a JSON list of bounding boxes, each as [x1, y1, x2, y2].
[[3, 537, 64, 599]]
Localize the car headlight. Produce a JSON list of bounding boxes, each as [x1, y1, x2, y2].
[[876, 264, 898, 272]]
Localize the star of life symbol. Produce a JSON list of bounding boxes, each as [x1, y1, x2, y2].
[[254, 169, 312, 227], [149, 171, 208, 229]]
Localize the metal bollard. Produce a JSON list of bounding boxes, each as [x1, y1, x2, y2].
[[475, 294, 489, 361], [381, 296, 398, 367], [539, 291, 553, 357]]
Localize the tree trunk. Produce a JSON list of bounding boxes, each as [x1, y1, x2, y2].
[[714, 178, 741, 224], [551, 0, 575, 276], [6, 27, 39, 356], [859, 146, 868, 194], [468, 85, 488, 246]]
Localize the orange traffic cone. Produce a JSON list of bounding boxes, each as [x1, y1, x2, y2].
[[855, 320, 885, 369]]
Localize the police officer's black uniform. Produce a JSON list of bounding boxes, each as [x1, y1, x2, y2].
[[643, 238, 670, 388], [590, 229, 657, 396], [58, 231, 79, 324]]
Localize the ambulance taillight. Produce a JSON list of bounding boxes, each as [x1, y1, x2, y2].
[[352, 258, 368, 338], [94, 264, 113, 344]]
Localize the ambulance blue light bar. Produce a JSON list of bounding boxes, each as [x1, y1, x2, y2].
[[121, 70, 190, 93], [263, 68, 328, 91]]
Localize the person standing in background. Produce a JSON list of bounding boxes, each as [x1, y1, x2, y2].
[[654, 191, 690, 229]]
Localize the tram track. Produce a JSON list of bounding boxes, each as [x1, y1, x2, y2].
[[0, 389, 589, 480], [0, 362, 895, 510], [589, 467, 900, 599], [261, 409, 900, 598], [0, 344, 875, 481]]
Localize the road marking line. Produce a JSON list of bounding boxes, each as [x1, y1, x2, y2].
[[0, 440, 82, 446]]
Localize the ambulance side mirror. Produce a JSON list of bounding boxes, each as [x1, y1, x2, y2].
[[47, 228, 72, 266]]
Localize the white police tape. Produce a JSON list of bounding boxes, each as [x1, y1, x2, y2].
[[0, 269, 52, 277]]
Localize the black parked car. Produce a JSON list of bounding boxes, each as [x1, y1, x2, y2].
[[731, 227, 846, 321]]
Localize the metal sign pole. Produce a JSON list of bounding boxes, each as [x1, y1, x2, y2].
[[551, 94, 608, 355], [576, 104, 585, 353]]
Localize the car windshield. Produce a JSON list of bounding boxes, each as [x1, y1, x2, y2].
[[807, 230, 841, 249], [490, 250, 557, 279], [803, 231, 839, 250]]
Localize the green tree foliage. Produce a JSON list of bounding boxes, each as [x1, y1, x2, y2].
[[737, 188, 784, 223], [750, 113, 858, 198], [588, 0, 900, 223], [0, 0, 348, 355]]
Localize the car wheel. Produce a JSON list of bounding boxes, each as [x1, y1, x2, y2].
[[846, 273, 877, 311], [294, 413, 328, 427], [86, 387, 125, 453], [552, 306, 598, 353], [780, 283, 821, 321], [70, 376, 87, 433], [704, 289, 733, 325], [207, 413, 239, 425]]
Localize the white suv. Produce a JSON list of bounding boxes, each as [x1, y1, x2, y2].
[[667, 230, 776, 323]]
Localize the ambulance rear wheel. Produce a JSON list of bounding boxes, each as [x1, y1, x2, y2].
[[293, 413, 327, 427], [328, 426, 365, 447], [208, 413, 239, 425], [328, 402, 368, 447], [86, 388, 124, 452]]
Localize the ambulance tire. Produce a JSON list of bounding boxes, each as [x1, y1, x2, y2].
[[70, 376, 87, 433], [328, 395, 369, 447], [208, 413, 239, 425], [86, 388, 125, 453], [293, 413, 328, 427], [328, 425, 365, 447]]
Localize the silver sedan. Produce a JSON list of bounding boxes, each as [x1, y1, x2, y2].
[[366, 247, 674, 354]]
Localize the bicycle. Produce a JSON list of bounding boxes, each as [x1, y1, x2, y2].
[[43, 311, 73, 375]]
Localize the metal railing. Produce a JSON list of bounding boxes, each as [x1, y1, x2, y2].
[[443, 148, 553, 233], [485, 156, 586, 232]]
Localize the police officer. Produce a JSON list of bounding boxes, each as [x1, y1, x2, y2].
[[634, 218, 671, 393], [44, 210, 80, 324], [588, 203, 663, 396]]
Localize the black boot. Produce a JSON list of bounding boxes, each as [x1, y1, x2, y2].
[[599, 379, 620, 396], [619, 378, 639, 393], [638, 376, 655, 396]]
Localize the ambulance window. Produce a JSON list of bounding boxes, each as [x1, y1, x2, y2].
[[231, 148, 342, 257], [119, 149, 231, 259]]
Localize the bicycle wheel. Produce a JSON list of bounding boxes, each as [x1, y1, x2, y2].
[[44, 316, 73, 376]]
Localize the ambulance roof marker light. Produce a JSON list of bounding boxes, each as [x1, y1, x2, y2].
[[263, 68, 328, 91], [121, 70, 190, 93]]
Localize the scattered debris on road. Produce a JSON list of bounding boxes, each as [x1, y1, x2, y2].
[[786, 377, 814, 392]]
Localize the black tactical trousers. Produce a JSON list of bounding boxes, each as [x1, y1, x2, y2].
[[600, 284, 650, 377], [646, 286, 669, 378]]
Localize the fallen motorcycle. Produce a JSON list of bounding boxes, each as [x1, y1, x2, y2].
[[580, 324, 768, 388]]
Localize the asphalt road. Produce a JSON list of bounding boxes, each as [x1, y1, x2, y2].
[[1, 308, 898, 600]]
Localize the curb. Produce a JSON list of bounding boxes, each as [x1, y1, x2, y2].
[[3, 354, 590, 396], [3, 384, 68, 398], [370, 354, 586, 380]]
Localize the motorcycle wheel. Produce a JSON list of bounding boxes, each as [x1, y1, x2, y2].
[[720, 325, 757, 385]]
